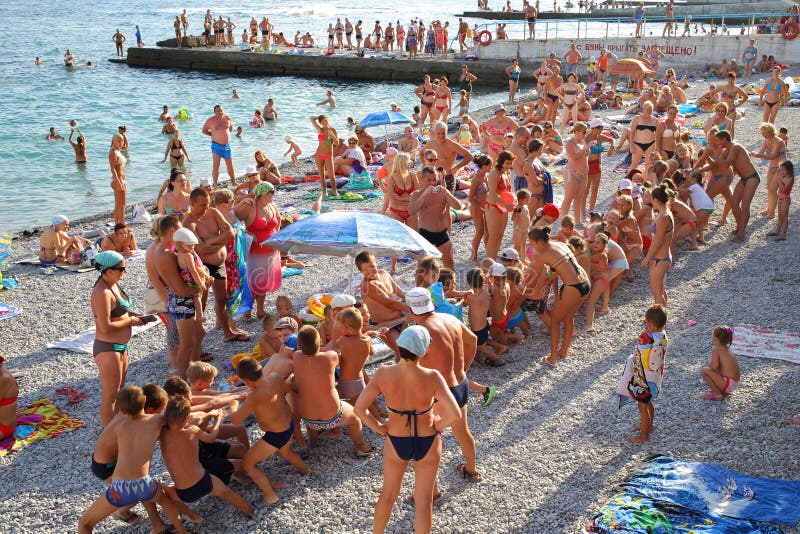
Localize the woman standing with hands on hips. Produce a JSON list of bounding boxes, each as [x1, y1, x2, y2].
[[311, 115, 340, 197]]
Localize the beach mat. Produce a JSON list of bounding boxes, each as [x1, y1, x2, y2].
[[17, 257, 95, 273], [732, 324, 800, 365], [298, 192, 371, 202], [281, 267, 304, 278], [46, 321, 161, 354], [0, 398, 86, 457], [585, 454, 800, 532], [0, 302, 21, 321], [0, 232, 12, 269]]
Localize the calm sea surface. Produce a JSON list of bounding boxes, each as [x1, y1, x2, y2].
[[2, 0, 539, 232]]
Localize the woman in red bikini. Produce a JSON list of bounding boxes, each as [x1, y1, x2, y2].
[[414, 75, 437, 127], [480, 104, 519, 160], [485, 150, 516, 260], [311, 115, 339, 197], [0, 355, 18, 441], [386, 152, 419, 230], [432, 76, 452, 124], [235, 182, 282, 319]]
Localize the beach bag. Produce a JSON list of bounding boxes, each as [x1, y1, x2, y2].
[[144, 286, 168, 314], [79, 246, 97, 267], [347, 171, 373, 190]]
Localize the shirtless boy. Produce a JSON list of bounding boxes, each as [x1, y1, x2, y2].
[[332, 308, 372, 407], [78, 386, 185, 534], [160, 397, 253, 517], [231, 357, 310, 505], [292, 326, 373, 456], [202, 105, 236, 187]]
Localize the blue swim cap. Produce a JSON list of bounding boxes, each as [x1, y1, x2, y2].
[[94, 251, 124, 272]]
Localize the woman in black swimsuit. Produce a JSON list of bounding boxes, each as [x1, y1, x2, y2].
[[161, 130, 191, 168], [630, 101, 659, 175], [354, 326, 461, 534], [528, 227, 590, 366]]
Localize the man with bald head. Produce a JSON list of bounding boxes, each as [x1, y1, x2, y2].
[[420, 121, 473, 192]]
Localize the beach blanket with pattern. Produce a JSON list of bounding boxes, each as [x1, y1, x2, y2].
[[0, 301, 21, 321], [0, 232, 12, 269], [731, 324, 800, 365], [585, 455, 800, 533], [0, 398, 86, 456]]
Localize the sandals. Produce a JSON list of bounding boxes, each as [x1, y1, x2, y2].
[[456, 463, 482, 482], [55, 386, 87, 404], [114, 511, 144, 525], [406, 491, 443, 505]]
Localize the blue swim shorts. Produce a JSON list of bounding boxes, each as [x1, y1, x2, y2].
[[211, 141, 232, 159]]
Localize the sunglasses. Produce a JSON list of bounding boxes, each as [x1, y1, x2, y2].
[[108, 266, 127, 272], [426, 157, 438, 163]]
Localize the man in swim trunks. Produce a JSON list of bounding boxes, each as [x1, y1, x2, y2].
[[292, 326, 373, 456], [45, 127, 64, 141], [404, 288, 482, 483], [202, 105, 236, 187], [524, 1, 538, 39], [78, 386, 184, 534], [397, 126, 419, 161], [422, 121, 473, 192], [457, 17, 470, 52], [262, 98, 278, 120], [509, 126, 530, 191], [708, 130, 761, 243], [408, 167, 462, 269], [112, 29, 126, 58], [355, 251, 408, 350], [258, 17, 272, 49], [180, 188, 248, 343], [563, 43, 583, 79]]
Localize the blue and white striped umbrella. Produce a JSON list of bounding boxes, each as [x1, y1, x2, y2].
[[263, 211, 441, 259]]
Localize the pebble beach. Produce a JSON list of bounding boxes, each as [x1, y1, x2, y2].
[[1, 74, 800, 533]]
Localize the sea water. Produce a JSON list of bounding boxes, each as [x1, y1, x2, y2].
[[4, 0, 545, 232]]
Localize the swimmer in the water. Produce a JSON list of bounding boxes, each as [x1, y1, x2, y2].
[[69, 128, 87, 163], [35, 56, 42, 65], [316, 90, 336, 108], [45, 127, 64, 141], [232, 89, 240, 99], [236, 126, 244, 138], [64, 49, 74, 67]]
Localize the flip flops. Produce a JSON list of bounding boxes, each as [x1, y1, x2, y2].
[[55, 386, 87, 404]]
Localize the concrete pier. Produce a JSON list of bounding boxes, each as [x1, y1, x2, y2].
[[125, 46, 531, 86]]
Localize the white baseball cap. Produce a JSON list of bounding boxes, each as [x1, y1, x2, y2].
[[588, 118, 604, 129], [330, 294, 357, 309], [243, 164, 259, 176], [405, 287, 435, 315], [618, 178, 633, 191], [488, 263, 507, 277], [499, 248, 520, 261], [173, 228, 199, 245]]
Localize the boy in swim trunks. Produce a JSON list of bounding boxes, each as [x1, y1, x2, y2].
[[292, 326, 373, 456], [701, 325, 741, 401], [332, 308, 372, 407], [78, 386, 186, 534], [231, 357, 310, 505], [464, 268, 507, 366], [160, 397, 254, 516]]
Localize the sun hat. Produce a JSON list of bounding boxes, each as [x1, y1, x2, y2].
[[396, 325, 431, 356], [588, 118, 604, 129], [405, 287, 435, 315], [284, 334, 298, 350], [330, 294, 357, 309], [94, 251, 124, 272], [173, 228, 199, 245], [244, 164, 259, 175], [542, 203, 561, 219], [493, 104, 506, 113]]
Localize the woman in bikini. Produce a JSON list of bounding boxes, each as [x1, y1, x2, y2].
[[311, 115, 339, 197], [711, 73, 748, 136], [468, 153, 493, 263], [161, 130, 191, 168], [0, 355, 18, 441], [100, 223, 138, 257], [544, 65, 564, 123], [414, 75, 436, 127], [386, 152, 419, 230], [562, 122, 590, 223], [703, 103, 734, 142], [630, 101, 659, 175], [558, 72, 581, 127], [522, 139, 549, 216], [535, 62, 551, 99], [760, 67, 786, 124], [668, 185, 699, 252], [640, 184, 675, 306], [254, 150, 281, 186], [109, 132, 127, 224], [458, 65, 477, 110], [157, 170, 191, 217], [354, 325, 461, 534], [655, 104, 681, 161], [752, 122, 787, 219], [92, 251, 145, 425], [541, 121, 564, 157], [69, 127, 87, 163], [485, 151, 516, 260], [480, 105, 519, 161], [528, 227, 590, 365], [432, 77, 452, 123], [585, 119, 614, 215], [695, 127, 735, 225]]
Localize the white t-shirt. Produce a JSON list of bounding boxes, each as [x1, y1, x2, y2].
[[688, 183, 714, 211]]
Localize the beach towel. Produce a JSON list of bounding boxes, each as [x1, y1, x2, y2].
[[281, 267, 304, 278], [46, 321, 161, 354], [0, 301, 21, 321], [616, 330, 667, 408], [226, 222, 251, 319], [0, 232, 12, 269], [731, 324, 800, 365], [585, 455, 800, 532], [17, 257, 95, 273], [299, 192, 367, 202], [0, 398, 86, 457]]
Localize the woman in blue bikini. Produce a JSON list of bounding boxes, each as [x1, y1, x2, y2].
[[354, 326, 460, 534], [640, 185, 675, 307]]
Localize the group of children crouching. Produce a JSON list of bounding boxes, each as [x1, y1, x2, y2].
[[80, 294, 384, 532]]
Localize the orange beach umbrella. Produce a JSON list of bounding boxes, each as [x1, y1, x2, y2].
[[609, 58, 655, 76]]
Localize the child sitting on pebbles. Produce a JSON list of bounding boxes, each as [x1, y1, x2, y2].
[[701, 325, 741, 401]]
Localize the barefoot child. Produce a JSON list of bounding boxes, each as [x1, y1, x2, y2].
[[683, 171, 715, 244], [173, 228, 210, 322], [584, 232, 610, 332], [283, 135, 302, 166], [160, 398, 254, 517], [512, 189, 532, 260], [78, 386, 186, 534], [292, 325, 373, 456], [276, 295, 303, 326], [332, 308, 372, 405], [701, 325, 741, 400], [769, 160, 794, 240], [230, 357, 310, 505], [259, 314, 282, 357], [616, 304, 668, 443], [505, 267, 530, 339], [464, 268, 507, 366], [488, 263, 524, 345]]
